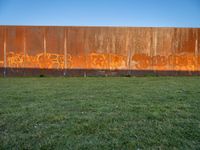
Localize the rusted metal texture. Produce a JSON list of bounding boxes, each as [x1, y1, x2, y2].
[[0, 26, 199, 76]]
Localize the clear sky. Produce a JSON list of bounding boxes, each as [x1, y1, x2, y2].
[[0, 0, 199, 27]]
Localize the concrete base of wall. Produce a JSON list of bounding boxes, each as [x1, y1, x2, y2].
[[1, 68, 200, 77]]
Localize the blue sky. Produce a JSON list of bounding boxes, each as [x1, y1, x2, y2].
[[0, 0, 199, 27]]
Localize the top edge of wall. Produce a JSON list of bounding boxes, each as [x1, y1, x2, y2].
[[0, 25, 199, 29]]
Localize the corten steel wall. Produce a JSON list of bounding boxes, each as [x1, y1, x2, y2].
[[0, 26, 200, 76]]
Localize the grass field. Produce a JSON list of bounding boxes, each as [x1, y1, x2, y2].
[[0, 77, 200, 149]]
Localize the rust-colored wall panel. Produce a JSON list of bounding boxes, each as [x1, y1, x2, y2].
[[67, 27, 86, 69], [25, 27, 44, 68], [0, 27, 4, 67], [46, 27, 65, 69], [6, 26, 25, 68], [0, 26, 200, 76], [131, 28, 152, 70]]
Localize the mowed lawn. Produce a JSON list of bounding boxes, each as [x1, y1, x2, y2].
[[0, 77, 200, 149]]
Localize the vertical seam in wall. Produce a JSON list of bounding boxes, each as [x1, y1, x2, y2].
[[127, 29, 131, 73], [4, 27, 7, 77], [43, 27, 47, 70], [23, 27, 26, 68], [67, 28, 69, 70], [195, 29, 198, 71], [64, 28, 67, 75], [44, 28, 46, 55]]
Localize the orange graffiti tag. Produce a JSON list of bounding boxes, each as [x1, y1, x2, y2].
[[132, 53, 200, 71], [6, 52, 67, 69]]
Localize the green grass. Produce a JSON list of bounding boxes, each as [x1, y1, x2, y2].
[[0, 77, 200, 149]]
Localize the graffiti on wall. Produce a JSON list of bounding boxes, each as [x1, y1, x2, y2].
[[2, 51, 200, 71], [132, 53, 200, 70], [0, 61, 3, 66], [6, 52, 67, 69], [5, 51, 127, 69]]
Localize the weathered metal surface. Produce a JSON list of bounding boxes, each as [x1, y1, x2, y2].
[[0, 26, 199, 76]]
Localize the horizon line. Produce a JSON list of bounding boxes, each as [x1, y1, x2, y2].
[[0, 25, 200, 29]]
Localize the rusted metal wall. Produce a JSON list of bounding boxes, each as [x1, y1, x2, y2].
[[0, 26, 200, 76]]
